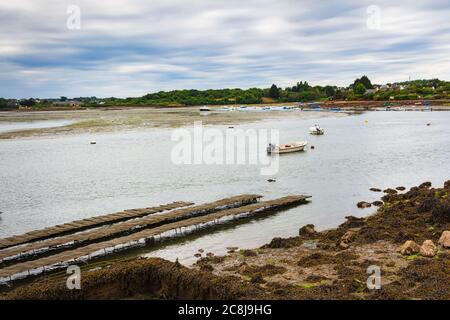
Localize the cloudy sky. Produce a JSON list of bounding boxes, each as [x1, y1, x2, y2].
[[1, 0, 450, 98]]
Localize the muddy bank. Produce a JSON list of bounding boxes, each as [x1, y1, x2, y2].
[[2, 257, 263, 300], [3, 181, 449, 300], [0, 107, 346, 139]]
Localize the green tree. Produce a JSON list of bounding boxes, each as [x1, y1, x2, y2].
[[354, 83, 366, 95], [269, 84, 280, 99], [353, 75, 373, 89], [0, 98, 8, 109], [324, 86, 336, 97], [19, 98, 36, 107]]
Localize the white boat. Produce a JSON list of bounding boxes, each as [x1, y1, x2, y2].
[[309, 125, 324, 135], [267, 141, 308, 154]]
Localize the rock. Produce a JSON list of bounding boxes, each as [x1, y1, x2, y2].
[[438, 231, 450, 248], [206, 252, 214, 257], [370, 188, 382, 192], [339, 230, 356, 248], [419, 181, 432, 189], [198, 248, 204, 253], [396, 186, 406, 191], [341, 230, 356, 243], [357, 201, 371, 208], [339, 241, 349, 249], [299, 224, 317, 237], [399, 240, 420, 255], [372, 200, 383, 207], [343, 216, 365, 228], [383, 188, 397, 194], [419, 240, 438, 257], [194, 253, 202, 258]]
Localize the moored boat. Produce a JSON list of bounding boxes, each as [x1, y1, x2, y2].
[[267, 141, 308, 154], [309, 124, 324, 135]]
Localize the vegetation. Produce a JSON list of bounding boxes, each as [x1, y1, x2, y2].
[[2, 77, 450, 109]]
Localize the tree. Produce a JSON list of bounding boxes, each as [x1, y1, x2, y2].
[[354, 83, 367, 95], [0, 98, 8, 109], [60, 96, 68, 102], [324, 86, 336, 97], [19, 98, 36, 107], [353, 75, 373, 89], [269, 84, 280, 99]]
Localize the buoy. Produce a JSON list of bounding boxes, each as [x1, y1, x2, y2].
[[311, 145, 315, 149], [90, 141, 96, 145]]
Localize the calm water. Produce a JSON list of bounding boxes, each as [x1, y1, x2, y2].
[[0, 120, 74, 134], [0, 111, 449, 264]]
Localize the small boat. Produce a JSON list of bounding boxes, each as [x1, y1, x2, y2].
[[267, 141, 308, 154], [199, 107, 211, 112], [309, 125, 324, 135], [90, 141, 96, 145]]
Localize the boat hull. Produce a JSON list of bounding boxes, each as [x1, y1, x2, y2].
[[267, 141, 307, 154]]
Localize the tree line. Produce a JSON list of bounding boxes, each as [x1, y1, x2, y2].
[[2, 77, 450, 109]]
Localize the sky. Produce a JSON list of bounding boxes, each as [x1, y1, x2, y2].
[[1, 0, 450, 98]]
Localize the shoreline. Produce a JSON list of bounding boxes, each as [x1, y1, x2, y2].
[[2, 180, 449, 300]]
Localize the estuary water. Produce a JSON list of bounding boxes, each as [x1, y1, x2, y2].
[[0, 111, 449, 263]]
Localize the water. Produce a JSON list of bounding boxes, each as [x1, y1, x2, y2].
[[0, 111, 449, 264], [0, 120, 74, 134]]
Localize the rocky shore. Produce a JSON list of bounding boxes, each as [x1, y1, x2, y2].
[[2, 181, 449, 300]]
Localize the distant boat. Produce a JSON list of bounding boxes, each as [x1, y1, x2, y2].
[[90, 140, 96, 145], [267, 141, 308, 154], [309, 125, 324, 135], [199, 107, 211, 112]]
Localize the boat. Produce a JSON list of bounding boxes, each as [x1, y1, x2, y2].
[[267, 141, 308, 154], [199, 107, 211, 112], [309, 125, 324, 135], [90, 140, 96, 145]]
